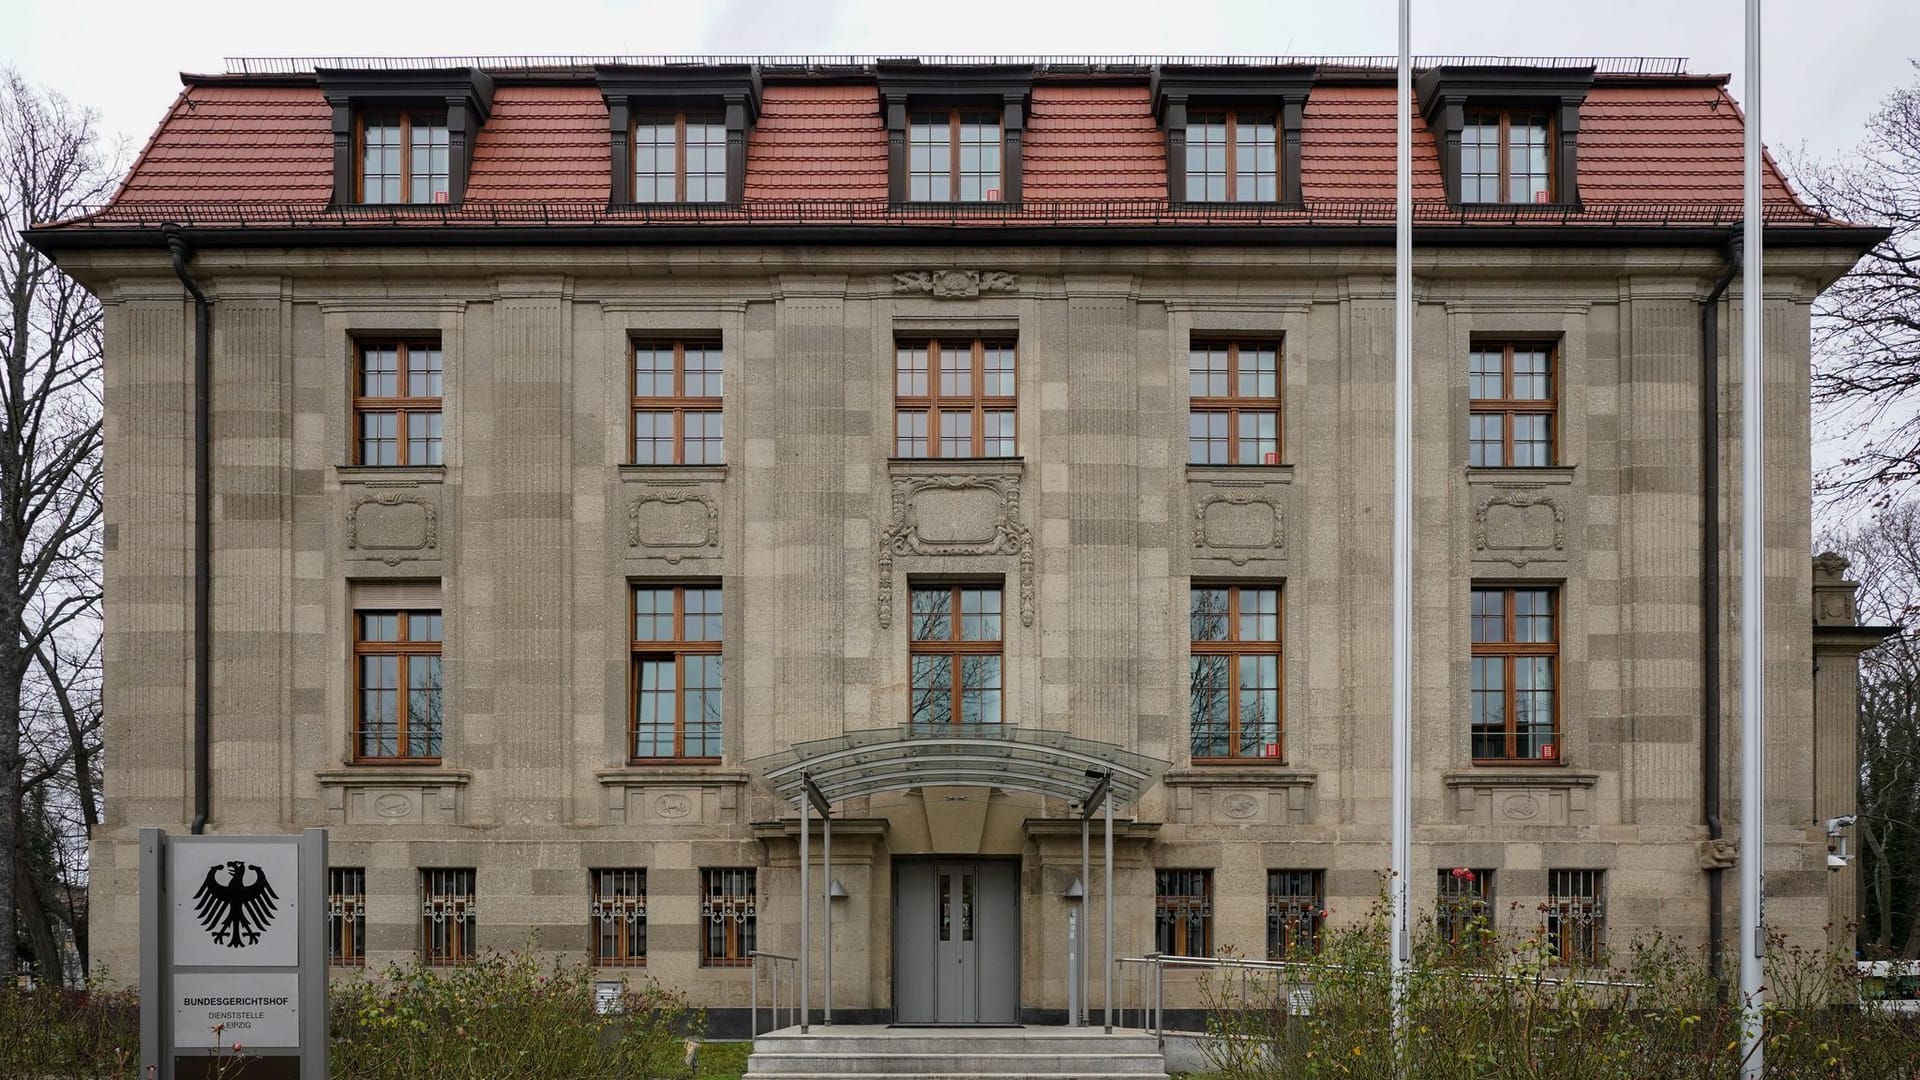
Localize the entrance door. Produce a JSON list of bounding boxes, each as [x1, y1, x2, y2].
[[893, 860, 1019, 1024]]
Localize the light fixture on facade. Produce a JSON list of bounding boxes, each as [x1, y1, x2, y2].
[[829, 878, 849, 899], [1063, 877, 1085, 899]]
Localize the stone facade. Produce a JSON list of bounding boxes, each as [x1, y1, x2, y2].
[[58, 238, 1868, 1027]]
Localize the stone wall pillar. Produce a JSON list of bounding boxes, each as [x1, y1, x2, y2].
[[1809, 552, 1895, 955]]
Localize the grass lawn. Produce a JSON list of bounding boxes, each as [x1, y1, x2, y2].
[[694, 1039, 754, 1078]]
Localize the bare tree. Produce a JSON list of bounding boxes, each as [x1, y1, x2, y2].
[[0, 70, 112, 981], [1795, 62, 1920, 506], [1827, 502, 1920, 957]]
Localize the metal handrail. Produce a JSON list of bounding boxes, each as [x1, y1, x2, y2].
[[750, 951, 799, 1037], [1116, 953, 1648, 1049]]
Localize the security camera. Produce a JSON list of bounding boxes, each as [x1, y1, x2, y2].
[[1826, 816, 1858, 869]]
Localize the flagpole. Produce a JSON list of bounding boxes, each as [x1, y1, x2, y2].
[[1390, 0, 1414, 1056], [1738, 0, 1766, 1076]]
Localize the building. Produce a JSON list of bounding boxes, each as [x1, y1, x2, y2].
[[28, 54, 1888, 1033]]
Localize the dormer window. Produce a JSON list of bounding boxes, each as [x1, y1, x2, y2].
[[360, 110, 450, 204], [634, 110, 728, 203], [1186, 110, 1277, 203], [597, 65, 760, 207], [1153, 66, 1315, 207], [909, 110, 1002, 202], [878, 63, 1033, 206], [1416, 66, 1592, 209], [318, 67, 493, 208], [1461, 110, 1551, 204]]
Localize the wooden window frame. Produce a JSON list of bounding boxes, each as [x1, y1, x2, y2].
[[907, 584, 1004, 728], [354, 109, 449, 205], [907, 108, 1003, 203], [328, 867, 366, 967], [631, 109, 727, 204], [629, 584, 723, 763], [1470, 586, 1561, 764], [1546, 868, 1604, 964], [591, 868, 649, 967], [421, 868, 476, 966], [894, 339, 1018, 459], [1188, 339, 1283, 465], [1189, 584, 1285, 763], [1154, 869, 1214, 958], [631, 340, 724, 465], [1460, 109, 1554, 205], [701, 867, 756, 967], [353, 339, 443, 467], [1468, 341, 1557, 467], [352, 610, 443, 764], [1185, 109, 1278, 203], [1266, 870, 1324, 959]]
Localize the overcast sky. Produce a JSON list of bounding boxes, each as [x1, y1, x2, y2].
[[7, 0, 1917, 172]]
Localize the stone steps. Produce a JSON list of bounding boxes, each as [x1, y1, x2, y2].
[[744, 1027, 1171, 1079]]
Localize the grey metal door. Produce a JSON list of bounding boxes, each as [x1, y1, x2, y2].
[[894, 860, 1019, 1024]]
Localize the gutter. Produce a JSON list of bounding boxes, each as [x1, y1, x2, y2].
[[1700, 230, 1741, 979], [163, 224, 211, 836]]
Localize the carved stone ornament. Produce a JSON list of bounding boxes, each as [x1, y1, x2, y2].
[[1500, 794, 1541, 820], [1698, 837, 1739, 870], [1193, 486, 1286, 565], [880, 473, 1035, 628], [346, 490, 439, 566], [655, 793, 693, 819], [892, 270, 1018, 299], [628, 488, 720, 562], [1473, 488, 1567, 568], [1220, 793, 1260, 820]]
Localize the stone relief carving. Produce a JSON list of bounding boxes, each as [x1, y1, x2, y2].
[[892, 270, 1018, 299], [346, 489, 439, 566], [372, 792, 414, 819], [1220, 793, 1260, 820], [655, 793, 693, 819], [627, 487, 720, 562], [1699, 837, 1739, 869], [1193, 486, 1286, 565], [880, 473, 1035, 628], [1500, 794, 1540, 820], [1473, 488, 1567, 568]]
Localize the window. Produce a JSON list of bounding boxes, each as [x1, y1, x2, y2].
[[1468, 343, 1554, 467], [702, 868, 756, 967], [1266, 870, 1323, 958], [1547, 869, 1604, 964], [909, 586, 1002, 727], [329, 868, 366, 967], [1188, 341, 1280, 464], [1190, 585, 1282, 761], [359, 110, 450, 204], [908, 110, 1002, 202], [1155, 870, 1214, 957], [1185, 111, 1277, 202], [633, 111, 727, 203], [422, 868, 475, 965], [632, 341, 724, 464], [354, 610, 443, 762], [895, 340, 1017, 458], [1460, 110, 1551, 204], [1437, 867, 1494, 956], [1470, 587, 1558, 762], [355, 340, 443, 466], [592, 869, 648, 966], [631, 585, 723, 760]]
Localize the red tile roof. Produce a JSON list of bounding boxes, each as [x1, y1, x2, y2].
[[51, 63, 1841, 234]]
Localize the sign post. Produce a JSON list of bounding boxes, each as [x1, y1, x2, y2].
[[141, 828, 329, 1079]]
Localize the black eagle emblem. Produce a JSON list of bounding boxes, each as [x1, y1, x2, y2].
[[192, 860, 279, 947]]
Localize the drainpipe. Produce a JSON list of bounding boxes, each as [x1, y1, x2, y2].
[[164, 224, 211, 836], [1701, 230, 1742, 979]]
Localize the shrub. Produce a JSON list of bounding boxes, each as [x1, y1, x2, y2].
[[0, 984, 140, 1080], [330, 951, 703, 1080], [1198, 897, 1920, 1080]]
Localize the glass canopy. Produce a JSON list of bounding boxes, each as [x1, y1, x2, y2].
[[750, 724, 1167, 809]]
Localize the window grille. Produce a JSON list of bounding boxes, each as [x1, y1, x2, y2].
[[1437, 868, 1494, 957], [1154, 869, 1214, 957], [702, 868, 756, 966], [421, 868, 476, 965], [592, 869, 648, 966], [328, 867, 366, 966], [1547, 869, 1604, 963], [1266, 870, 1323, 958]]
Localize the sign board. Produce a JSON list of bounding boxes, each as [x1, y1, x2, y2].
[[174, 971, 301, 1049], [142, 829, 328, 1080]]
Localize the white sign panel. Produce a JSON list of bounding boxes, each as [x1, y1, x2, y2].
[[169, 840, 300, 968], [174, 971, 301, 1050]]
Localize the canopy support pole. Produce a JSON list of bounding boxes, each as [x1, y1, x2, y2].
[[799, 775, 809, 1034], [1080, 814, 1090, 1027], [1103, 785, 1114, 1034]]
